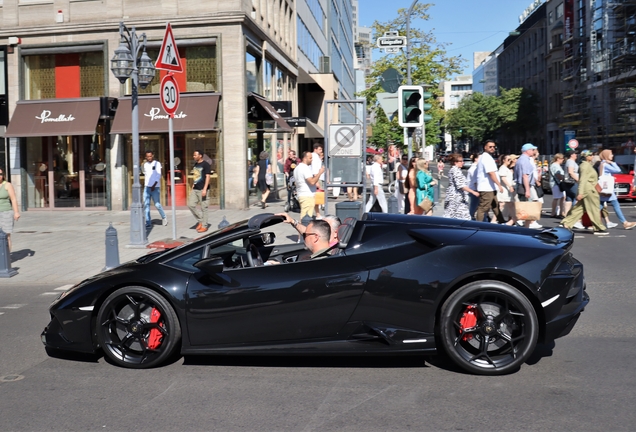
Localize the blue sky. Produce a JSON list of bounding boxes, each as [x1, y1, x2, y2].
[[357, 0, 537, 76]]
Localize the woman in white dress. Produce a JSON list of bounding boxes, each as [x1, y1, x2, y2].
[[497, 154, 517, 225]]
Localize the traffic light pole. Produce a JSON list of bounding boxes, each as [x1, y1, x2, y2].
[[406, 0, 418, 160]]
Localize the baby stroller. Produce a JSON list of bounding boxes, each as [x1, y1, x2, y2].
[[284, 174, 301, 212]]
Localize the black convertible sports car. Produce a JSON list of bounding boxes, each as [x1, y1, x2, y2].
[[42, 213, 588, 375]]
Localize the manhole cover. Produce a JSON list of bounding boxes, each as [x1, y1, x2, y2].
[[0, 374, 24, 382]]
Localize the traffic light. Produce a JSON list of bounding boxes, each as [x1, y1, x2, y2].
[[398, 85, 423, 127], [398, 85, 432, 127]]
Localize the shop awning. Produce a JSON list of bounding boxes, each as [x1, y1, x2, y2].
[[5, 98, 102, 137], [111, 93, 220, 134], [304, 119, 324, 138], [247, 93, 292, 131]]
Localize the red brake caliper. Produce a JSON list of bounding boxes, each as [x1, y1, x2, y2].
[[147, 308, 163, 349], [459, 305, 477, 341]]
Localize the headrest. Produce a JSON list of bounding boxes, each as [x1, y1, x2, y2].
[[337, 224, 354, 249]]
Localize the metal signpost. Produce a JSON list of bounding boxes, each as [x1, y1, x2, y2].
[[323, 100, 367, 219], [156, 23, 183, 240]]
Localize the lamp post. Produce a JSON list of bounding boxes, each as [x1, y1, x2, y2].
[[110, 22, 156, 247]]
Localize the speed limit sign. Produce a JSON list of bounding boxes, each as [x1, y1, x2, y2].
[[160, 74, 180, 116]]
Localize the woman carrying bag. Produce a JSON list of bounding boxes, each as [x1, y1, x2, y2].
[[597, 149, 636, 230], [414, 159, 437, 216]]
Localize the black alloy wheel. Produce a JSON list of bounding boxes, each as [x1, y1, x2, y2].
[[439, 280, 538, 375], [96, 286, 181, 369]]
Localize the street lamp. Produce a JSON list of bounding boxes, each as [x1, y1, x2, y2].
[[110, 22, 156, 247]]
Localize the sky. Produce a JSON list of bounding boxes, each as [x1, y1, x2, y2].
[[357, 0, 538, 76]]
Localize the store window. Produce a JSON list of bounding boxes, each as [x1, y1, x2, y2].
[[24, 52, 105, 100], [246, 51, 262, 94], [137, 46, 218, 95]]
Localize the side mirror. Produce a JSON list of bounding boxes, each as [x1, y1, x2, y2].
[[194, 256, 224, 273], [249, 232, 276, 246], [194, 256, 232, 285]]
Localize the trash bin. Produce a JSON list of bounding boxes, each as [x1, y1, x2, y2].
[[335, 200, 363, 221], [168, 170, 187, 207]]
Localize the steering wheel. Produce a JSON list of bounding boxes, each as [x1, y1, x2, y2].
[[246, 244, 264, 267]]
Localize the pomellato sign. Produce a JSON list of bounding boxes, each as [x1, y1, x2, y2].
[[35, 110, 76, 123], [144, 107, 187, 121]]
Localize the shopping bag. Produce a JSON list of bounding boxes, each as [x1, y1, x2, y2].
[[597, 174, 614, 196], [314, 191, 325, 205], [515, 201, 542, 221]]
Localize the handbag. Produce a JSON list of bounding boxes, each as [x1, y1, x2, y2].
[[549, 169, 566, 192], [418, 197, 433, 213], [398, 181, 406, 195], [533, 184, 545, 198], [265, 172, 273, 186], [515, 201, 542, 221], [314, 190, 325, 205]]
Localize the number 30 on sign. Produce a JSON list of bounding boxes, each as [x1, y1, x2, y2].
[[160, 74, 180, 116]]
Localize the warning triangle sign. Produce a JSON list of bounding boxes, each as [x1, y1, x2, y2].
[[155, 23, 183, 72]]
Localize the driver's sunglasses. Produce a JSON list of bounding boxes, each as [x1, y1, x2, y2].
[[302, 232, 318, 240]]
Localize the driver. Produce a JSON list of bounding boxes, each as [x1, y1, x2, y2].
[[302, 220, 332, 260]]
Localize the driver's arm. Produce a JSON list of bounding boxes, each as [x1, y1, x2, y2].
[[275, 212, 306, 234]]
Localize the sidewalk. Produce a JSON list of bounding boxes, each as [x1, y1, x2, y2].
[[0, 192, 445, 286]]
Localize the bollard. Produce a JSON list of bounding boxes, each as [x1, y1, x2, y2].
[[0, 228, 17, 278], [103, 223, 120, 271], [218, 215, 230, 229], [387, 195, 399, 214]]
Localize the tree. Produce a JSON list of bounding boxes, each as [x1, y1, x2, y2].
[[359, 3, 463, 152]]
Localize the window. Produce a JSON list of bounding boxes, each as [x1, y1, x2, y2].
[[556, 2, 563, 18], [246, 51, 262, 94], [24, 52, 105, 100]]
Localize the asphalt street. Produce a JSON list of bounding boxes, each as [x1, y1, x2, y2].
[[1, 173, 636, 431]]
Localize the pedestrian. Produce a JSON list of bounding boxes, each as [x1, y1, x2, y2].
[[597, 149, 636, 230], [395, 154, 409, 213], [0, 169, 20, 251], [466, 153, 480, 220], [294, 151, 324, 224], [444, 154, 479, 220], [311, 143, 324, 218], [497, 154, 517, 225], [475, 140, 506, 224], [562, 150, 580, 218], [514, 143, 542, 228], [365, 154, 388, 213], [561, 150, 608, 235], [437, 158, 445, 179], [188, 149, 211, 233], [405, 156, 418, 214], [549, 153, 566, 218], [253, 150, 272, 209], [414, 158, 437, 216], [142, 151, 168, 229]]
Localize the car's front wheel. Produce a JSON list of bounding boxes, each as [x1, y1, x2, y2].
[[96, 286, 181, 369], [439, 280, 538, 375]]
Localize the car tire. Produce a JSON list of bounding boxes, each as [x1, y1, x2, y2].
[[439, 280, 538, 376], [96, 286, 181, 369]]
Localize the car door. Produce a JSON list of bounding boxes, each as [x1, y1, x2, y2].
[[186, 254, 368, 346]]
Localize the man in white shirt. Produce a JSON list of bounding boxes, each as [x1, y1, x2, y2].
[[142, 151, 167, 228], [311, 143, 324, 218], [365, 154, 388, 213], [294, 151, 325, 223], [466, 154, 480, 220], [475, 141, 506, 224]]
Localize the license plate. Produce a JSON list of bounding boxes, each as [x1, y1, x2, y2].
[[616, 187, 628, 194]]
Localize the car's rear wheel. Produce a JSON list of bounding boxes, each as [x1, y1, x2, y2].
[[96, 286, 181, 369], [439, 280, 538, 375]]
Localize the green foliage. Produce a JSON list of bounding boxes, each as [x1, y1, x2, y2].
[[444, 87, 540, 146], [358, 3, 463, 152]]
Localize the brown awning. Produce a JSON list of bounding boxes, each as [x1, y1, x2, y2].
[[110, 93, 220, 134], [248, 93, 292, 131], [5, 98, 101, 137]]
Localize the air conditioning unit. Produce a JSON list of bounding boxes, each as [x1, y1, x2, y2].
[[319, 56, 331, 73]]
